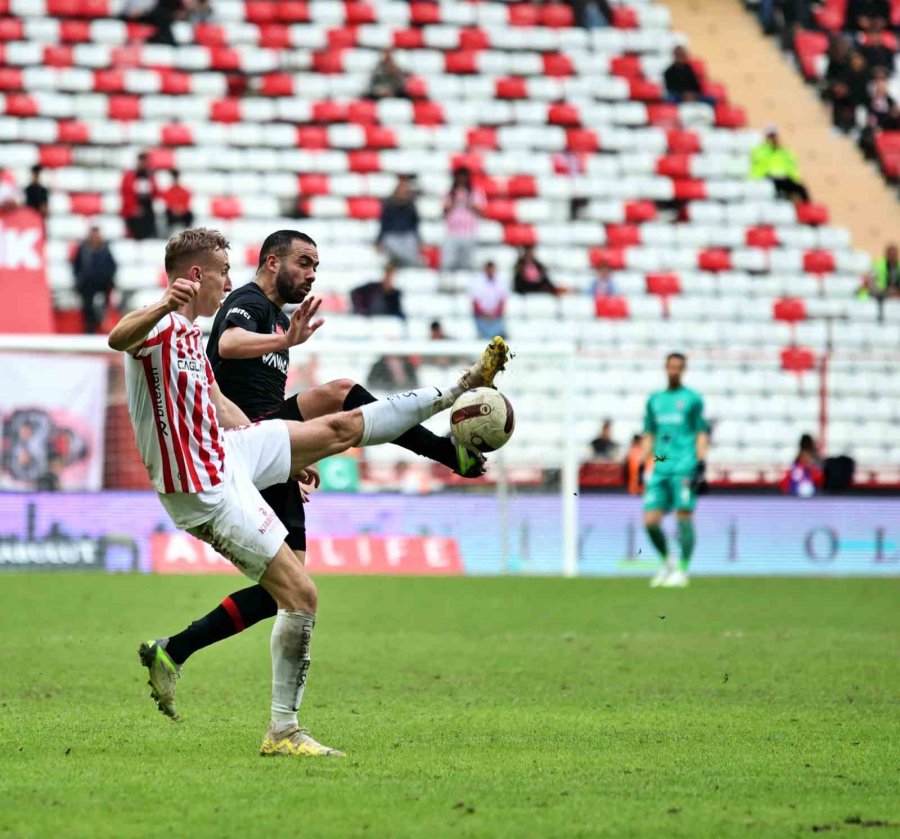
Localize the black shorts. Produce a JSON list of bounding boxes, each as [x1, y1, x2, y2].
[[257, 396, 306, 551]]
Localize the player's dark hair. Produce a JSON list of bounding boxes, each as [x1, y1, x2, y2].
[[257, 230, 316, 270], [666, 352, 687, 364]]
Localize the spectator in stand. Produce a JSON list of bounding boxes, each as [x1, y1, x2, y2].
[[844, 0, 889, 33], [71, 226, 117, 335], [625, 434, 645, 495], [749, 125, 810, 204], [366, 354, 419, 391], [24, 165, 48, 219], [859, 76, 896, 154], [591, 265, 618, 298], [846, 51, 872, 109], [589, 419, 619, 462], [120, 151, 160, 240], [376, 175, 421, 267], [780, 433, 824, 497], [823, 35, 852, 93], [430, 320, 448, 341], [350, 264, 405, 319], [862, 243, 900, 298], [664, 46, 711, 104], [0, 168, 22, 210], [513, 246, 558, 295], [441, 167, 485, 281], [185, 0, 212, 22], [861, 20, 894, 72], [470, 260, 508, 339], [565, 0, 612, 28], [366, 49, 408, 100], [162, 169, 193, 232]]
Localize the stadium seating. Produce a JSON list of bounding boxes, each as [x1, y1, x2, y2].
[[1, 0, 894, 475]]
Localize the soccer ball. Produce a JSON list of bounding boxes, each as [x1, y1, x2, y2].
[[450, 388, 515, 453]]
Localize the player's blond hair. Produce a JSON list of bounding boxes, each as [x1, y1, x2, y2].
[[164, 227, 230, 275]]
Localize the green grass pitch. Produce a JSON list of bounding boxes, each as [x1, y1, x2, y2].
[[1, 575, 898, 839]]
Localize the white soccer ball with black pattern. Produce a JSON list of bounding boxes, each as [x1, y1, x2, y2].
[[450, 387, 515, 453]]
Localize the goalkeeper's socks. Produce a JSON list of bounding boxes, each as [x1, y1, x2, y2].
[[678, 518, 696, 571], [344, 383, 456, 468], [646, 524, 668, 560], [165, 585, 277, 665]]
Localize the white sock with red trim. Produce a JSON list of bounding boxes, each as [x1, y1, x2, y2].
[[358, 385, 461, 446]]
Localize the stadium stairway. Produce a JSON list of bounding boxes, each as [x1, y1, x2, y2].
[[667, 0, 899, 256]]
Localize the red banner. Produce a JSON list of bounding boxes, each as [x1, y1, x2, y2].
[[150, 533, 463, 575], [0, 208, 52, 333]]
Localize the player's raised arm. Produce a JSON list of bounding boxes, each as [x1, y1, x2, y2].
[[218, 296, 324, 360], [107, 278, 199, 353]]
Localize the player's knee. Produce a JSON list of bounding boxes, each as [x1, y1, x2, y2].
[[283, 571, 317, 613], [326, 378, 356, 405]]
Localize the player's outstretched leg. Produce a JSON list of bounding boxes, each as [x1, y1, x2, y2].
[[257, 544, 344, 757]]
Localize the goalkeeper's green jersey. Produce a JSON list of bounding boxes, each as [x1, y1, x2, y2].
[[643, 386, 709, 476]]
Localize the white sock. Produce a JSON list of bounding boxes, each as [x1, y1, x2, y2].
[[270, 609, 315, 729], [358, 385, 461, 446]]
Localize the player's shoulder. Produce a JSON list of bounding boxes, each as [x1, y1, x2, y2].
[[224, 281, 266, 307], [683, 386, 705, 403]]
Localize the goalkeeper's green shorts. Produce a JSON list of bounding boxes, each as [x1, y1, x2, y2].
[[643, 470, 697, 513]]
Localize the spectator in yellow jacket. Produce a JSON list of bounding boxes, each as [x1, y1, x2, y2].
[[750, 125, 810, 205]]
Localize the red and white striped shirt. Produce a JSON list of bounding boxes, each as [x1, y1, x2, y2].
[[443, 186, 485, 238], [124, 313, 225, 496]]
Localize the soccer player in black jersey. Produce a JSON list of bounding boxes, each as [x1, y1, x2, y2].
[[145, 230, 486, 718]]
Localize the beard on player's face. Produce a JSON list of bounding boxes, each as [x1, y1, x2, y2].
[[274, 260, 310, 305]]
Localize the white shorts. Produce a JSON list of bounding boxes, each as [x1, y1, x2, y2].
[[159, 420, 293, 581]]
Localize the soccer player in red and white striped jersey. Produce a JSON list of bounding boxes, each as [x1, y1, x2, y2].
[[109, 228, 510, 757]]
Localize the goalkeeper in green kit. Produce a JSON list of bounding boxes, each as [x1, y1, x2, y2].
[[641, 353, 710, 588]]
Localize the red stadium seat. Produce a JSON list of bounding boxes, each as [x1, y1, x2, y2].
[[194, 24, 226, 47], [0, 18, 23, 40], [595, 296, 630, 319], [484, 200, 517, 223], [57, 120, 89, 144], [459, 28, 489, 51], [60, 20, 91, 42], [313, 100, 347, 122], [714, 104, 747, 128], [327, 27, 357, 49], [541, 4, 575, 27], [467, 127, 498, 150], [70, 193, 103, 216], [260, 73, 294, 97], [445, 51, 478, 74], [211, 196, 241, 219], [44, 45, 73, 67], [646, 273, 682, 296], [773, 298, 808, 323], [245, 1, 278, 23], [347, 197, 381, 219], [107, 96, 141, 121], [612, 6, 638, 28], [364, 125, 396, 148], [344, 2, 375, 24], [410, 2, 441, 25], [507, 175, 537, 198], [548, 103, 580, 126], [48, 0, 108, 16], [413, 101, 444, 125], [610, 55, 642, 78], [0, 68, 23, 91], [589, 247, 626, 270], [393, 29, 424, 49], [39, 145, 72, 167], [94, 69, 126, 93], [348, 150, 381, 173], [277, 1, 310, 22], [508, 4, 540, 26], [566, 128, 599, 152], [672, 179, 707, 201], [605, 224, 641, 247], [347, 100, 377, 124], [624, 201, 657, 223], [746, 226, 779, 248], [496, 77, 527, 99], [209, 47, 241, 71], [698, 249, 731, 271], [160, 70, 191, 95], [781, 346, 816, 371], [297, 174, 330, 196], [795, 203, 829, 225], [161, 123, 193, 146], [656, 155, 692, 178], [210, 99, 241, 123], [803, 250, 836, 273], [258, 24, 291, 49], [504, 224, 537, 247], [794, 30, 828, 80], [542, 53, 574, 77], [628, 79, 663, 101], [646, 103, 680, 127], [312, 50, 344, 74], [297, 126, 328, 148], [147, 148, 175, 170]]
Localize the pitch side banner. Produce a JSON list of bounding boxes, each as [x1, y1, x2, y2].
[[0, 354, 107, 490], [0, 492, 897, 575], [0, 207, 52, 333]]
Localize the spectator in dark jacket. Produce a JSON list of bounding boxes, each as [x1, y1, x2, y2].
[[72, 226, 117, 334], [366, 49, 408, 100], [376, 176, 421, 266], [664, 46, 706, 103], [566, 0, 613, 28], [24, 165, 48, 219], [513, 246, 558, 295], [844, 0, 889, 32], [351, 264, 405, 318]]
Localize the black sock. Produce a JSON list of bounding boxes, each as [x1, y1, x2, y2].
[[342, 383, 457, 470], [165, 585, 277, 665]]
